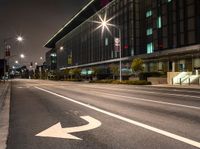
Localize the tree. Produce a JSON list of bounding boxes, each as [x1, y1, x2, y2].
[[69, 68, 81, 79], [91, 67, 98, 77], [64, 69, 70, 79], [131, 58, 144, 76], [73, 68, 81, 79], [91, 67, 108, 80], [109, 64, 118, 80], [69, 69, 74, 79]]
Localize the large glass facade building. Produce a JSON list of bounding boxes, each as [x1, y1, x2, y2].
[[45, 0, 200, 73]]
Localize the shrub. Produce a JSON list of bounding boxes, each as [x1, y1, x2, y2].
[[89, 79, 113, 84], [89, 80, 151, 85], [65, 78, 82, 82], [112, 80, 151, 85]]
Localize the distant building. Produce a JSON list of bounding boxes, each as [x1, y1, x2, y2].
[[0, 59, 7, 78], [45, 49, 57, 71], [45, 0, 200, 74]]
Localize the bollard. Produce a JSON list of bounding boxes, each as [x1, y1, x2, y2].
[[199, 77, 200, 86], [172, 78, 174, 85], [180, 78, 182, 85], [188, 78, 190, 86]]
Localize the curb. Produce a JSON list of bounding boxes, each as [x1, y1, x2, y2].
[[0, 82, 11, 149], [151, 84, 200, 90]]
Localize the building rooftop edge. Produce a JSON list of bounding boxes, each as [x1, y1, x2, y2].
[[44, 0, 97, 49]]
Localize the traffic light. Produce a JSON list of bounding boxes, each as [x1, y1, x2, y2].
[[5, 44, 11, 57], [5, 50, 10, 57], [30, 62, 33, 66]]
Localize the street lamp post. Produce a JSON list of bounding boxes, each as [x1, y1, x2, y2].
[[97, 17, 123, 82], [119, 28, 122, 82], [2, 36, 24, 83], [114, 26, 122, 82]]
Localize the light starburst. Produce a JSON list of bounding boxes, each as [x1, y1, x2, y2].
[[92, 11, 116, 36]]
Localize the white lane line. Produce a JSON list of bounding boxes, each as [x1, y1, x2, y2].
[[59, 86, 200, 110], [80, 84, 200, 94], [83, 85, 200, 100], [17, 87, 23, 88], [35, 86, 200, 148], [89, 90, 200, 110]]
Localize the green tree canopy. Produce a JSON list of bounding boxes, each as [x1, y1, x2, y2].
[[109, 64, 119, 79], [131, 58, 144, 73], [70, 68, 81, 79]]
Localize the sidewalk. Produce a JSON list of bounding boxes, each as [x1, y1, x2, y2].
[[152, 84, 200, 90], [0, 81, 11, 149], [0, 82, 9, 110]]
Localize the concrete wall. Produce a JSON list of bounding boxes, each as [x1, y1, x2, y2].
[[167, 72, 180, 84], [147, 77, 167, 85]]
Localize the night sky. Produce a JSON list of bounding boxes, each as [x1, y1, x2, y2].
[[0, 0, 89, 66]]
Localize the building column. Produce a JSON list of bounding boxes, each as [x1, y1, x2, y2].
[[172, 61, 175, 72]]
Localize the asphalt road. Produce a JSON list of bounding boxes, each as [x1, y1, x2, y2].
[[7, 79, 200, 149]]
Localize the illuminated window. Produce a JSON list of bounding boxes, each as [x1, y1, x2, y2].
[[146, 10, 152, 18], [147, 42, 154, 54], [146, 28, 153, 36], [105, 38, 108, 46], [131, 48, 134, 56], [157, 16, 162, 28]]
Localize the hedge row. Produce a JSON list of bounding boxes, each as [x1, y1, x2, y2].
[[65, 79, 83, 82], [89, 80, 151, 85]]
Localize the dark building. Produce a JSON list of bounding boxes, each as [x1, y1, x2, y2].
[[45, 49, 57, 71], [0, 59, 7, 78], [45, 0, 200, 74]]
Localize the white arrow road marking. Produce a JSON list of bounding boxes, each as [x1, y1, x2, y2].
[[36, 116, 101, 140], [35, 87, 200, 148], [17, 87, 24, 88]]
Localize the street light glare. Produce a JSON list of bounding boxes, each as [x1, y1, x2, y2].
[[92, 12, 116, 36], [93, 12, 122, 82], [20, 54, 25, 58], [102, 21, 107, 27], [17, 36, 24, 42], [60, 46, 64, 51], [15, 60, 19, 64]]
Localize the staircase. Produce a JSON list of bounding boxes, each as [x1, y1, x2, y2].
[[172, 72, 191, 84], [182, 75, 200, 84], [173, 72, 200, 85]]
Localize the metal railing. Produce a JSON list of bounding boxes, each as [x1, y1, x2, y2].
[[172, 76, 200, 85]]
